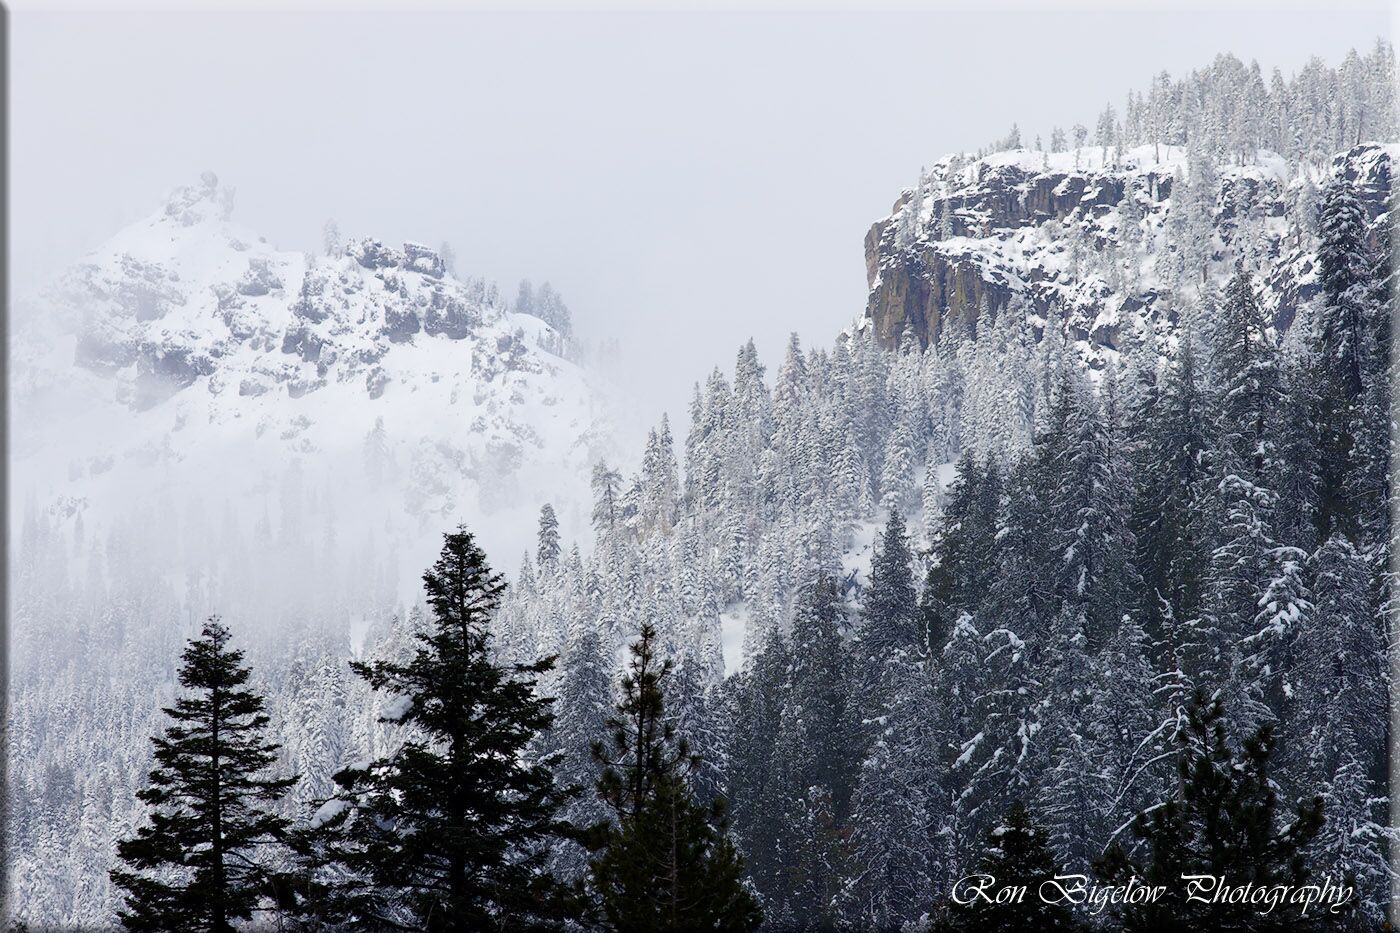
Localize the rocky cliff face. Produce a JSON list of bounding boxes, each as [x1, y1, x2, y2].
[[863, 143, 1395, 356]]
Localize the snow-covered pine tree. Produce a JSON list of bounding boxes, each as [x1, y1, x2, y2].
[[536, 502, 561, 569], [1049, 367, 1141, 647], [1199, 263, 1288, 730], [860, 511, 920, 658], [1130, 323, 1213, 655], [1353, 157, 1394, 548], [591, 461, 625, 539], [1281, 536, 1387, 916], [724, 622, 791, 901], [922, 452, 1001, 653], [1272, 315, 1324, 555], [765, 574, 857, 925], [839, 642, 939, 930], [1314, 173, 1372, 540], [544, 623, 613, 881]]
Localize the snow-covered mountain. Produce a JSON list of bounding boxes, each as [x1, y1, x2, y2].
[[863, 142, 1396, 356], [11, 173, 611, 571]]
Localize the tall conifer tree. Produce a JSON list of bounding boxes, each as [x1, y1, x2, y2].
[[111, 619, 297, 932], [589, 623, 761, 933], [309, 527, 580, 931]]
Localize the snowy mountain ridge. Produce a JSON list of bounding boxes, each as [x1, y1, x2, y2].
[[12, 172, 611, 571]]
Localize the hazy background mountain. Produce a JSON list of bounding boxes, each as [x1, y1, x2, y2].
[[12, 5, 1391, 430]]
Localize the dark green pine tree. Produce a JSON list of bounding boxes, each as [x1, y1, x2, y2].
[[922, 452, 1002, 652], [723, 626, 790, 911], [310, 526, 581, 931], [984, 456, 1052, 640], [778, 575, 858, 823], [1096, 689, 1326, 933], [1131, 329, 1212, 647], [1200, 265, 1288, 729], [768, 575, 858, 928], [110, 618, 297, 932], [863, 511, 919, 655], [1353, 158, 1393, 544], [589, 623, 762, 933], [1051, 370, 1141, 648], [942, 801, 1076, 933], [1313, 174, 1371, 540], [1272, 334, 1323, 556]]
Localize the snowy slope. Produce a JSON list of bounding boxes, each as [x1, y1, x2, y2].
[[11, 173, 612, 580]]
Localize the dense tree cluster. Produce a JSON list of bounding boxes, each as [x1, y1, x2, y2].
[[1001, 42, 1395, 169], [108, 531, 760, 931], [493, 160, 1392, 928]]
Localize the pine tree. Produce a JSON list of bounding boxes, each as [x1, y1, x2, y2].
[[922, 453, 1001, 652], [1129, 331, 1205, 636], [1130, 327, 1213, 659], [1050, 372, 1140, 646], [308, 527, 580, 931], [637, 420, 681, 537], [1316, 176, 1369, 401], [1282, 537, 1388, 920], [362, 416, 390, 488], [323, 219, 341, 257], [546, 626, 616, 882], [110, 618, 297, 932], [1313, 174, 1372, 539], [725, 627, 790, 910], [943, 802, 1076, 933], [1200, 264, 1287, 728], [862, 511, 919, 656], [537, 503, 561, 569], [983, 457, 1052, 641], [592, 462, 625, 537], [766, 576, 857, 927], [1353, 158, 1393, 545], [840, 646, 940, 929], [779, 576, 857, 820], [1273, 324, 1323, 554], [589, 623, 762, 933], [1096, 690, 1325, 932]]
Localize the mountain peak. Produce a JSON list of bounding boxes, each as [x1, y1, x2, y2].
[[161, 171, 237, 228], [13, 175, 611, 568]]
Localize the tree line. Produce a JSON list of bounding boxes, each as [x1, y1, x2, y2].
[[108, 525, 1358, 932]]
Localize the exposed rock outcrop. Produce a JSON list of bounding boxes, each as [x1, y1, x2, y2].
[[864, 144, 1394, 356]]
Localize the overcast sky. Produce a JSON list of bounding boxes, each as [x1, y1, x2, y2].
[[12, 3, 1392, 435]]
